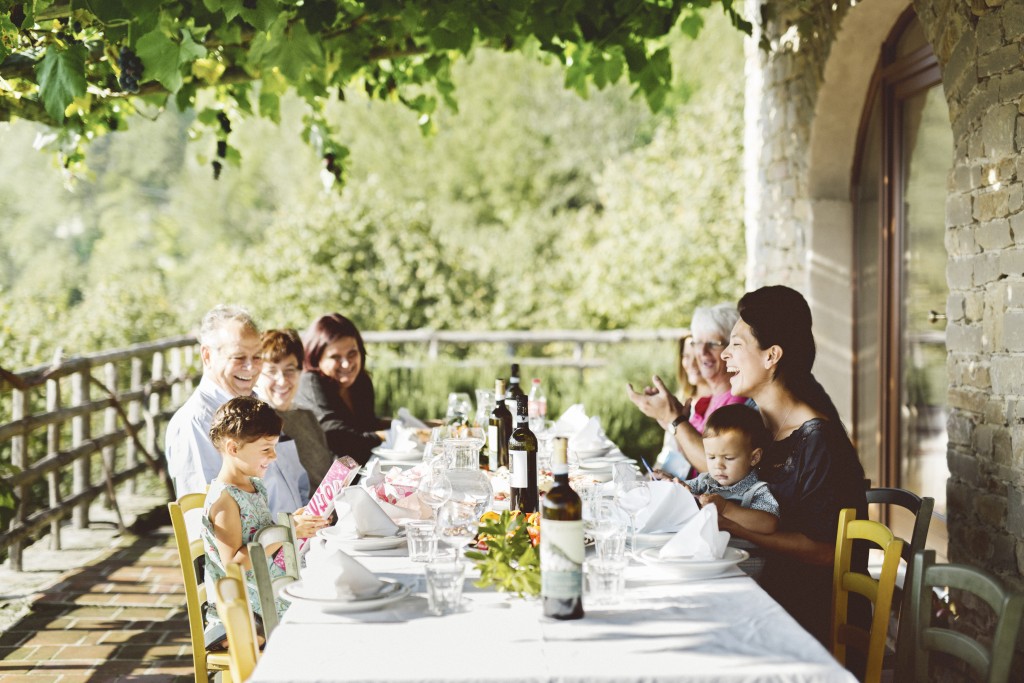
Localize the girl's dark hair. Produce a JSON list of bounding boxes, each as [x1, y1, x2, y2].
[[703, 403, 769, 453], [737, 285, 843, 425], [302, 313, 368, 373], [209, 396, 282, 449]]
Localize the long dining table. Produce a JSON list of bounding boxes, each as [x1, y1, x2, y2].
[[249, 539, 857, 683]]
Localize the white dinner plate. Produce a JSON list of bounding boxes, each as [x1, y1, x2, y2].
[[318, 529, 407, 551], [281, 579, 412, 612], [572, 444, 615, 459], [578, 459, 612, 471], [633, 532, 675, 548], [371, 446, 422, 461], [637, 546, 749, 579]]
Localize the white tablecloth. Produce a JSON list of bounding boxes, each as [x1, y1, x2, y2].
[[250, 547, 856, 683]]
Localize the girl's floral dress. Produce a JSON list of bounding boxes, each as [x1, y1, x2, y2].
[[202, 477, 289, 638]]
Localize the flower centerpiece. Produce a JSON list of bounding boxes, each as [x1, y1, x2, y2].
[[466, 510, 541, 597]]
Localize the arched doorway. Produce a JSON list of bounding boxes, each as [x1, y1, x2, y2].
[[852, 9, 952, 554]]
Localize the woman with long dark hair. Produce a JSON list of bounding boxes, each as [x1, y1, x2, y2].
[[294, 313, 389, 465], [719, 285, 866, 645]]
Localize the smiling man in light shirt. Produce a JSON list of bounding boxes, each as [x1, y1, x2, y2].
[[164, 305, 310, 518]]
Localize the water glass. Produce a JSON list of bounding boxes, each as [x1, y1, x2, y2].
[[585, 557, 627, 606], [424, 560, 466, 615], [405, 520, 437, 562], [594, 526, 627, 563]]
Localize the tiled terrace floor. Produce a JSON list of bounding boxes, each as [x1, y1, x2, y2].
[[0, 502, 195, 682]]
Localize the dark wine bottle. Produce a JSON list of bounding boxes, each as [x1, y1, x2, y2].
[[541, 436, 584, 619], [508, 393, 538, 514], [506, 362, 525, 414], [488, 379, 513, 470]]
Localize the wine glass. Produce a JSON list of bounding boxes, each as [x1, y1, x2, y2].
[[615, 478, 651, 556], [434, 500, 480, 561], [417, 464, 452, 523]]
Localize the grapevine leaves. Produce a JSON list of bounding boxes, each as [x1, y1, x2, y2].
[[136, 28, 208, 93], [34, 44, 87, 123]]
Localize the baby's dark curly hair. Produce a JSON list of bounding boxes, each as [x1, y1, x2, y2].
[[209, 396, 283, 450]]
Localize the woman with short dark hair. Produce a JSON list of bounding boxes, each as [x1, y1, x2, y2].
[[294, 313, 389, 465]]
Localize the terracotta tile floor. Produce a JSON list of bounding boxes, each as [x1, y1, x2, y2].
[[0, 524, 195, 682]]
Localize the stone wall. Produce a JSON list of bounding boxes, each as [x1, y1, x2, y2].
[[746, 0, 1024, 664]]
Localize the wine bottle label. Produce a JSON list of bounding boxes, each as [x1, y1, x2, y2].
[[510, 449, 528, 487], [541, 519, 584, 600]]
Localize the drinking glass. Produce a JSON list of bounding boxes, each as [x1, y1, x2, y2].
[[405, 520, 437, 562], [615, 478, 651, 556], [417, 464, 452, 523], [424, 559, 466, 615], [474, 389, 495, 429], [446, 392, 473, 424], [588, 500, 628, 563], [585, 557, 627, 606], [434, 500, 480, 560]]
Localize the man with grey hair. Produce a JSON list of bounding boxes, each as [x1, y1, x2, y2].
[[165, 305, 310, 517]]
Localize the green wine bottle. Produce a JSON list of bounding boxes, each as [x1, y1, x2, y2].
[[508, 393, 538, 514], [488, 379, 512, 470], [541, 436, 584, 620]]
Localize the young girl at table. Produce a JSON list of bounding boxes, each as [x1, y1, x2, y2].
[[201, 396, 290, 651]]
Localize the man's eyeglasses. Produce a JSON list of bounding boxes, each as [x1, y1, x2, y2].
[[686, 339, 727, 351]]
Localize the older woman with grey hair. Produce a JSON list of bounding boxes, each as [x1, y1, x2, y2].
[[627, 303, 748, 476]]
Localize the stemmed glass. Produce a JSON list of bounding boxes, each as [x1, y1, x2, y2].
[[434, 500, 480, 561], [615, 477, 651, 556], [417, 464, 452, 523]]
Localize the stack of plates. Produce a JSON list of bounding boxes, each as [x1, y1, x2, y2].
[[370, 445, 422, 468], [281, 578, 412, 612], [637, 546, 748, 579], [318, 527, 407, 551]]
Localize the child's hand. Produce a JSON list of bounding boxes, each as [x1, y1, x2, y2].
[[292, 507, 329, 540], [698, 493, 729, 515], [338, 456, 359, 469]]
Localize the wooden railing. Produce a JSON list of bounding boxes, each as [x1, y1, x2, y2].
[[0, 327, 687, 570]]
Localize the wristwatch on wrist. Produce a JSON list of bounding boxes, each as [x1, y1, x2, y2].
[[667, 409, 690, 435]]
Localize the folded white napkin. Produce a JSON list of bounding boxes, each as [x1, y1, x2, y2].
[[551, 404, 589, 435], [571, 416, 610, 451], [635, 480, 700, 533], [333, 487, 401, 538], [303, 546, 384, 599], [659, 505, 730, 560]]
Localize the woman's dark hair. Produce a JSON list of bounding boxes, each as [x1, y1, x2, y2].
[[703, 403, 769, 453], [260, 328, 304, 365], [302, 313, 368, 373], [209, 396, 282, 449], [737, 285, 843, 425]]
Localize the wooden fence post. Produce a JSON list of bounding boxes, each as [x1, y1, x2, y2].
[[9, 388, 26, 571], [102, 362, 118, 508], [46, 378, 62, 549], [71, 369, 91, 528], [125, 357, 143, 496], [147, 352, 163, 460]]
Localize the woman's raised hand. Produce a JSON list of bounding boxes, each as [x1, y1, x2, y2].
[[626, 375, 686, 427]]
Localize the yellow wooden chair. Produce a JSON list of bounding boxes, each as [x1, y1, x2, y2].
[[168, 493, 233, 683], [830, 507, 904, 683], [247, 522, 299, 636], [214, 562, 261, 682]]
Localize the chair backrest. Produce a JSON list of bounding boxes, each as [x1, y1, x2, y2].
[[247, 522, 299, 636], [215, 562, 261, 682], [168, 494, 232, 683], [903, 550, 1024, 683], [865, 487, 934, 659], [831, 507, 905, 683]]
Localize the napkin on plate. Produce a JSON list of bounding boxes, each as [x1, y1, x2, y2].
[[333, 486, 401, 538], [383, 408, 429, 450], [634, 480, 700, 533], [303, 545, 385, 599], [658, 504, 730, 560]]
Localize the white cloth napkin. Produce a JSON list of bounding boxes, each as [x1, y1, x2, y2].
[[659, 505, 730, 560], [571, 416, 610, 451], [303, 546, 384, 599], [634, 480, 700, 533], [551, 404, 589, 435], [333, 487, 401, 538], [383, 408, 429, 450]]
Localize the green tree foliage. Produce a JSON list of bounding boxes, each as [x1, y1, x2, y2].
[[0, 0, 749, 178]]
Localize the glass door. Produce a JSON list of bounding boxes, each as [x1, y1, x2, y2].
[[852, 12, 951, 555]]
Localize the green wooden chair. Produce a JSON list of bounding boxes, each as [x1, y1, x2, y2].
[[865, 487, 934, 662], [899, 549, 1024, 682], [246, 521, 299, 637]]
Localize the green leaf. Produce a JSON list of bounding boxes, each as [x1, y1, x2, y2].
[[88, 0, 131, 23], [271, 20, 324, 82], [240, 0, 282, 32], [35, 44, 87, 123], [137, 28, 208, 93], [203, 0, 242, 21]]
